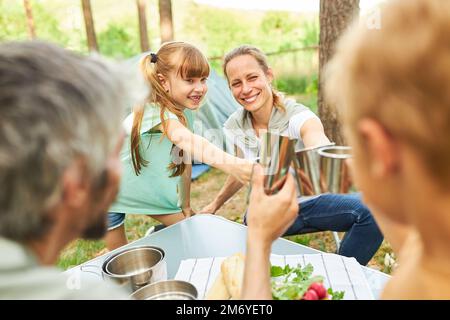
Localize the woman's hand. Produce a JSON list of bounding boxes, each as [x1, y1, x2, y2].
[[199, 202, 218, 215]]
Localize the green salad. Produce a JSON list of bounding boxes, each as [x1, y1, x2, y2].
[[270, 263, 345, 300]]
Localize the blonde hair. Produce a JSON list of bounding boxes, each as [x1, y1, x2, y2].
[[223, 45, 285, 112], [131, 41, 210, 176], [326, 0, 450, 187]]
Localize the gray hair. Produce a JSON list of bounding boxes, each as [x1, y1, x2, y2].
[[0, 41, 145, 241]]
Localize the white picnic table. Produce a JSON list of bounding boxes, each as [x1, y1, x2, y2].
[[71, 214, 390, 299]]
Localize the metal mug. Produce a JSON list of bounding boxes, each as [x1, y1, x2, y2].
[[318, 146, 353, 194], [293, 143, 335, 196], [258, 132, 296, 195], [130, 280, 198, 300]]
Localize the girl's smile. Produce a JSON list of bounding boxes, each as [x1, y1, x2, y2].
[[165, 74, 208, 110], [188, 93, 203, 105]]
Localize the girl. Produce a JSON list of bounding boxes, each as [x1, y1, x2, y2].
[[105, 42, 252, 250], [200, 45, 383, 266]]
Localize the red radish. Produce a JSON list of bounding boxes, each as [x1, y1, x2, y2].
[[302, 289, 319, 300], [309, 282, 327, 299]]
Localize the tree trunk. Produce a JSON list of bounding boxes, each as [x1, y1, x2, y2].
[[158, 0, 174, 43], [318, 0, 359, 145], [137, 0, 150, 52], [81, 0, 98, 52], [23, 0, 36, 39]]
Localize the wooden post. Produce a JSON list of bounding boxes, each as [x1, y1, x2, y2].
[[81, 0, 98, 52], [158, 0, 174, 43], [23, 0, 36, 39], [137, 0, 150, 52], [318, 0, 359, 145]]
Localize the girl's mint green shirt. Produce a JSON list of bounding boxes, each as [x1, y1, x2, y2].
[[109, 104, 194, 215]]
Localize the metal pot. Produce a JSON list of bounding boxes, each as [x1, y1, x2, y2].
[[104, 246, 167, 292], [130, 280, 198, 300], [81, 245, 167, 293]]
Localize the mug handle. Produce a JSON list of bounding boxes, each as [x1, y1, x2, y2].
[[79, 264, 102, 277]]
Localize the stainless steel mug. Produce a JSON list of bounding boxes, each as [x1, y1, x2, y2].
[[293, 143, 335, 196], [259, 132, 296, 195], [318, 146, 353, 194]]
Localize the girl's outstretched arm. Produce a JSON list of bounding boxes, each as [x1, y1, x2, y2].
[[165, 119, 253, 184]]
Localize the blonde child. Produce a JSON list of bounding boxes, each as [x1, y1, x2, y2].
[[105, 42, 252, 250]]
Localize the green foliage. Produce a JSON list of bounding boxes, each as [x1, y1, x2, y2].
[[0, 0, 68, 45], [0, 1, 27, 41], [261, 12, 296, 34], [259, 12, 300, 51], [275, 75, 310, 95], [299, 18, 319, 47], [183, 3, 255, 58], [182, 3, 318, 62], [98, 21, 140, 59]]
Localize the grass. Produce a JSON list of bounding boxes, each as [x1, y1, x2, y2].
[[57, 214, 160, 269], [58, 168, 395, 274]]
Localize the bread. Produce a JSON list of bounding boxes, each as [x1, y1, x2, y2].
[[205, 253, 245, 300], [205, 271, 231, 300], [221, 253, 245, 299]]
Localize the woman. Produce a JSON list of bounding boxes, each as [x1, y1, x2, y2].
[[200, 45, 383, 266]]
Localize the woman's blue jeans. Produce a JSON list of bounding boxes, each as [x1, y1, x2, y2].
[[245, 193, 383, 266]]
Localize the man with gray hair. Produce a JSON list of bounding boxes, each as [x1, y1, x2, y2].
[[0, 41, 130, 299]]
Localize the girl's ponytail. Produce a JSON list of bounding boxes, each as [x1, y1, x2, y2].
[[130, 104, 147, 175], [130, 55, 152, 176]]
